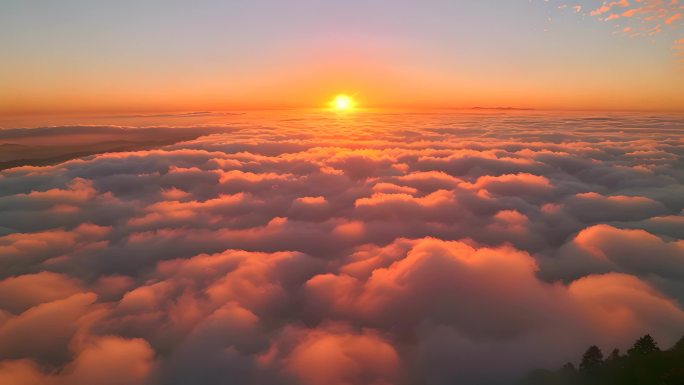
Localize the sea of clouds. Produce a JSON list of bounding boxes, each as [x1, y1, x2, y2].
[[0, 111, 683, 385]]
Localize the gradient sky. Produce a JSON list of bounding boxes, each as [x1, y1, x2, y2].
[[1, 0, 683, 113]]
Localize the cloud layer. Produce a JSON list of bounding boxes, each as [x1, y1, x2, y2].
[[0, 111, 683, 384]]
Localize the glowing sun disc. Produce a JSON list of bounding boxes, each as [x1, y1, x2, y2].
[[331, 94, 355, 111]]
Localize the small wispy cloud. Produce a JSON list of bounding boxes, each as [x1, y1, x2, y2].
[[556, 0, 684, 63]]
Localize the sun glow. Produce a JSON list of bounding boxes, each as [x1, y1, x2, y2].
[[331, 94, 356, 111]]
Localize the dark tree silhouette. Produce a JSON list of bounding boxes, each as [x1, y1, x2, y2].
[[606, 348, 620, 362], [627, 334, 659, 357], [671, 336, 684, 353], [521, 334, 684, 385], [579, 346, 603, 371]]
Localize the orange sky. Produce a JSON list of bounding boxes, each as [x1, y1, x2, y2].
[[1, 0, 683, 114]]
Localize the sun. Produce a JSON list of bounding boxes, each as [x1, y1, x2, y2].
[[331, 94, 356, 111]]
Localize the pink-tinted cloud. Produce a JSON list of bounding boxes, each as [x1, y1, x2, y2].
[[0, 336, 155, 385], [590, 0, 630, 16], [564, 192, 668, 222], [0, 114, 683, 384], [284, 325, 400, 385], [0, 272, 83, 314], [666, 12, 683, 24], [558, 0, 684, 60]]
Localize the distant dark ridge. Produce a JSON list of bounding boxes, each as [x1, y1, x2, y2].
[[470, 107, 536, 111], [1, 141, 164, 170], [0, 126, 223, 171]]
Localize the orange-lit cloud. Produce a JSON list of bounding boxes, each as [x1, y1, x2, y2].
[[1, 114, 684, 384], [559, 0, 684, 66]]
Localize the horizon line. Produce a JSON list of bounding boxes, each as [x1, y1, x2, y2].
[[3, 105, 684, 117]]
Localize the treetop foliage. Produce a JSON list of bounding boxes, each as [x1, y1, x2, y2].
[[522, 334, 684, 385]]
